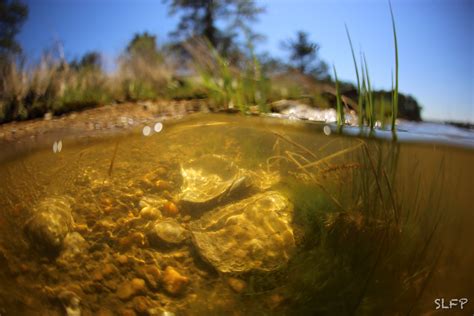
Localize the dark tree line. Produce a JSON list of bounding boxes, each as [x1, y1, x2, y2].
[[0, 0, 28, 57]]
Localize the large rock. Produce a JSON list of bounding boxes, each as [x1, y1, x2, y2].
[[24, 196, 75, 256], [190, 191, 295, 273]]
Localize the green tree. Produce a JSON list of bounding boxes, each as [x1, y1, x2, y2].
[[282, 31, 328, 79], [119, 32, 169, 100], [126, 32, 163, 65], [70, 51, 102, 72], [165, 0, 264, 56], [0, 0, 28, 57]]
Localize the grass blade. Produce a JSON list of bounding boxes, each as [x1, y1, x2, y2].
[[345, 24, 363, 126], [333, 64, 344, 126], [363, 54, 374, 130], [389, 0, 399, 131]]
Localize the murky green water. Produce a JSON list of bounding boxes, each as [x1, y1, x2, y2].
[[0, 114, 473, 315]]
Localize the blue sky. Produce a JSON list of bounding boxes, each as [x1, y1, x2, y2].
[[18, 0, 473, 122]]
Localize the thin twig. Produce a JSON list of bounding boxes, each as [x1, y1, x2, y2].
[[108, 139, 120, 177]]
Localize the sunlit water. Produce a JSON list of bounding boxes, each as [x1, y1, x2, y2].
[[0, 113, 472, 315]]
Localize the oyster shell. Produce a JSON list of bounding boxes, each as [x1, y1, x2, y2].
[[190, 191, 295, 273], [179, 155, 252, 210]]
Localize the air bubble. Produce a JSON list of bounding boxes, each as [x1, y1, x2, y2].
[[53, 142, 58, 153], [57, 140, 63, 152], [154, 122, 163, 133], [323, 125, 331, 136], [143, 125, 152, 136]]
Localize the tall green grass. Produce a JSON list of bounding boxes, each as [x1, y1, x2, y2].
[[362, 54, 375, 130], [188, 38, 271, 113], [389, 0, 399, 131], [341, 2, 400, 132], [345, 24, 363, 126]]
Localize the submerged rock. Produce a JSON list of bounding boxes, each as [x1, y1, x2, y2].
[[190, 191, 295, 273], [24, 196, 75, 256], [147, 219, 188, 246]]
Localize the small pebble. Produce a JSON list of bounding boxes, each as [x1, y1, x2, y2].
[[227, 277, 246, 293], [267, 293, 285, 310], [116, 254, 128, 264], [132, 296, 150, 314], [117, 278, 146, 301], [120, 308, 136, 316], [155, 180, 172, 191], [140, 206, 162, 220], [137, 265, 161, 289], [102, 264, 118, 278], [162, 201, 179, 216], [162, 266, 189, 295]]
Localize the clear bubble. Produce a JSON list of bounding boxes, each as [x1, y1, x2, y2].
[[57, 140, 63, 152], [323, 125, 331, 136], [142, 125, 152, 136], [154, 122, 163, 133], [53, 141, 58, 153]]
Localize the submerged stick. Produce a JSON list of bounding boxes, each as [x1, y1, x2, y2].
[[108, 139, 120, 177]]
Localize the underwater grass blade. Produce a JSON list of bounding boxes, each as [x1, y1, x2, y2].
[[363, 144, 386, 214], [389, 0, 399, 131], [333, 64, 344, 126], [272, 131, 319, 160], [382, 169, 399, 225], [345, 24, 363, 126], [299, 142, 364, 170]]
